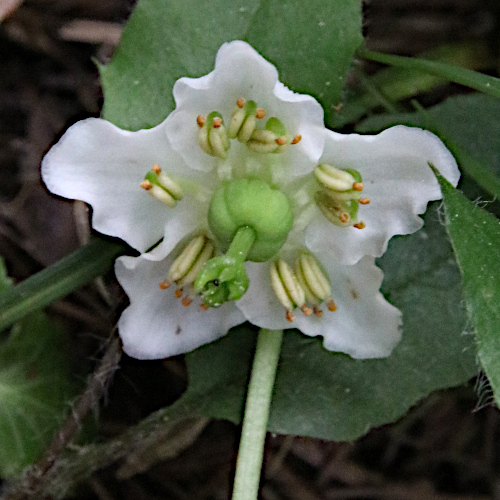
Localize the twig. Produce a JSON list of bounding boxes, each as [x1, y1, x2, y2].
[[0, 0, 23, 22], [2, 334, 122, 500]]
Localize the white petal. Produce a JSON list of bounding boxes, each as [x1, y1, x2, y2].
[[42, 117, 195, 252], [115, 241, 246, 359], [306, 126, 459, 264], [238, 255, 402, 359], [165, 40, 324, 175]]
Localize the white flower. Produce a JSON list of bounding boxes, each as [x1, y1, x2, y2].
[[41, 41, 460, 360], [305, 126, 459, 265]]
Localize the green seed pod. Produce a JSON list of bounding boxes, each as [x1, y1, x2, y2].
[[208, 178, 294, 262]]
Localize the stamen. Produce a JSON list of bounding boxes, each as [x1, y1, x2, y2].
[[228, 100, 258, 143], [327, 299, 337, 311], [198, 111, 230, 158], [296, 252, 331, 303], [358, 197, 370, 205], [353, 222, 366, 229], [314, 191, 359, 228], [247, 129, 280, 154], [169, 234, 214, 286], [286, 310, 295, 322], [142, 168, 183, 208], [291, 134, 302, 145], [314, 164, 356, 192], [295, 251, 338, 316], [256, 108, 266, 119], [313, 306, 323, 317], [197, 115, 206, 127], [159, 280, 171, 290], [178, 240, 214, 286], [301, 304, 312, 316], [247, 117, 294, 154], [339, 212, 350, 224], [181, 296, 192, 307], [174, 289, 183, 298], [269, 260, 306, 314], [238, 114, 257, 143], [352, 182, 363, 191]]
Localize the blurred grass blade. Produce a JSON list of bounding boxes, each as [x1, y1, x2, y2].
[[333, 42, 494, 128], [0, 238, 126, 331], [435, 170, 500, 406], [359, 49, 500, 99]]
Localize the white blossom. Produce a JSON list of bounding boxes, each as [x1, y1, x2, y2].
[[41, 41, 460, 360]]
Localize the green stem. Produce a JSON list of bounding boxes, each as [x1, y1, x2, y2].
[[231, 328, 284, 500], [358, 48, 500, 99], [0, 238, 126, 331], [227, 226, 256, 262]]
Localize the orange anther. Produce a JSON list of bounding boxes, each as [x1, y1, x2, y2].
[[358, 197, 370, 205], [301, 304, 312, 316], [327, 300, 337, 312], [339, 212, 349, 224], [237, 97, 246, 108], [181, 296, 192, 307], [286, 310, 295, 322], [353, 222, 366, 230], [352, 182, 363, 191], [256, 108, 266, 119], [291, 134, 302, 145], [152, 164, 161, 174], [140, 180, 153, 190], [174, 289, 183, 298], [197, 115, 206, 127], [275, 136, 287, 146], [212, 117, 222, 128], [159, 280, 171, 290], [313, 306, 323, 317], [200, 303, 209, 311]]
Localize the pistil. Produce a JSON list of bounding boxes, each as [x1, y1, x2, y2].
[[194, 226, 257, 307]]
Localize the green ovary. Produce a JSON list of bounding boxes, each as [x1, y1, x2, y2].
[[208, 178, 294, 262], [194, 178, 294, 307]]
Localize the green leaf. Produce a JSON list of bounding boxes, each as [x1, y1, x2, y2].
[[434, 173, 500, 406], [359, 49, 500, 100], [0, 276, 74, 476], [0, 238, 125, 332], [357, 94, 500, 200], [100, 0, 362, 130], [0, 260, 13, 293], [165, 205, 476, 440], [246, 0, 362, 127]]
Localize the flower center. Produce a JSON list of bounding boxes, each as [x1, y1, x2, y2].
[[140, 96, 370, 314]]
